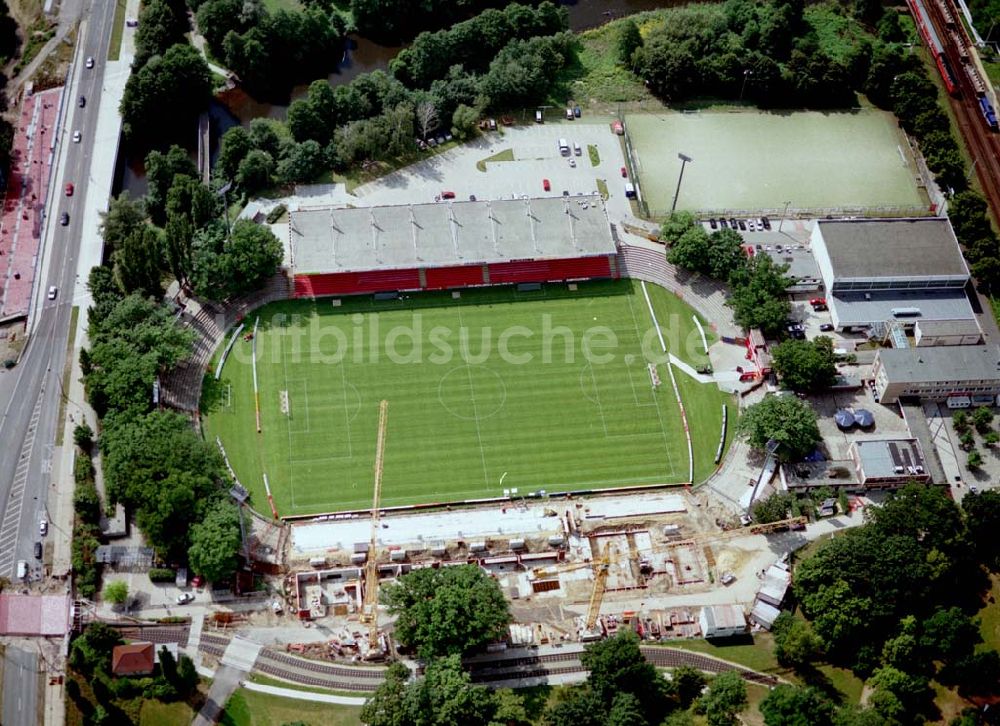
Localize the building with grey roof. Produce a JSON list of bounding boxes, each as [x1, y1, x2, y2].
[[759, 245, 822, 292], [699, 604, 747, 639], [291, 195, 615, 275], [872, 345, 1000, 404], [808, 218, 975, 330], [848, 439, 932, 487]]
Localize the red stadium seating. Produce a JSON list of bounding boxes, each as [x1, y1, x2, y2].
[[294, 268, 422, 297], [294, 256, 615, 298], [487, 256, 613, 284], [424, 264, 487, 289]]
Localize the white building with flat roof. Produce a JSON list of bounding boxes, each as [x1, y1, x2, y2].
[[699, 604, 747, 639]]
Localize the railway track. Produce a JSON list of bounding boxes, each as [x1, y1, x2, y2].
[[923, 0, 1000, 218], [112, 623, 191, 648]]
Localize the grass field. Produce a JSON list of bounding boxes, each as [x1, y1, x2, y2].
[[220, 689, 361, 726], [626, 110, 926, 215], [204, 280, 731, 515]]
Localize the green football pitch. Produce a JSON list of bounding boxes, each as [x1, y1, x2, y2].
[[202, 280, 732, 515]]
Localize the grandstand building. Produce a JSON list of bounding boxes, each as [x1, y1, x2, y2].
[[288, 195, 619, 297]]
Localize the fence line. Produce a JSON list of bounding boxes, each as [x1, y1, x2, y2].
[[644, 205, 934, 222]]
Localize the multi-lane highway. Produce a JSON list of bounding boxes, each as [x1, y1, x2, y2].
[[0, 0, 116, 579], [2, 647, 40, 726]]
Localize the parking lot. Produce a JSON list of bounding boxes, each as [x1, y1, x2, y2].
[[353, 121, 632, 221]]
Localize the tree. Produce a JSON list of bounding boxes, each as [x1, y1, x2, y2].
[[771, 336, 837, 392], [760, 685, 835, 726], [953, 410, 970, 433], [120, 44, 212, 148], [919, 607, 980, 662], [103, 580, 129, 605], [771, 613, 824, 668], [949, 191, 992, 244], [276, 140, 326, 185], [963, 489, 1000, 569], [216, 126, 253, 180], [145, 145, 198, 225], [580, 631, 673, 725], [99, 193, 147, 251], [190, 219, 283, 301], [70, 622, 124, 673], [661, 211, 698, 245], [113, 224, 163, 298], [187, 500, 242, 583], [360, 662, 410, 726], [972, 406, 994, 433], [726, 255, 792, 336], [671, 665, 706, 709], [236, 149, 275, 195], [617, 18, 643, 67], [667, 225, 711, 273], [607, 692, 648, 726], [696, 671, 747, 726], [451, 103, 480, 140], [415, 99, 440, 140], [736, 394, 821, 461], [133, 0, 190, 68], [543, 688, 607, 726], [968, 449, 984, 469], [381, 564, 510, 659], [866, 666, 931, 722], [751, 492, 792, 524]]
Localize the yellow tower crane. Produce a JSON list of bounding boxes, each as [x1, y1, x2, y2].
[[360, 400, 389, 653], [585, 542, 616, 631]]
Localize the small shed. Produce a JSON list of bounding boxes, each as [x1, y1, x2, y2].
[[699, 605, 747, 639]]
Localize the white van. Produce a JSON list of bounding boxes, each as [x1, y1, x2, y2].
[[558, 138, 569, 156], [535, 110, 543, 123], [573, 142, 582, 156], [16, 560, 27, 579]]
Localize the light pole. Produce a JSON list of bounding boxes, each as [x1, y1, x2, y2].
[[778, 200, 792, 232], [671, 153, 693, 214], [739, 69, 753, 102]]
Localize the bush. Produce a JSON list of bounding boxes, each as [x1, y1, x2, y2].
[[148, 568, 176, 583], [73, 480, 102, 525], [74, 422, 95, 451], [265, 204, 286, 224], [74, 454, 95, 483]]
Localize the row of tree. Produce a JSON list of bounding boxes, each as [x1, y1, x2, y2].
[[349, 0, 516, 44], [389, 1, 567, 88], [948, 190, 1000, 295], [662, 212, 794, 337]]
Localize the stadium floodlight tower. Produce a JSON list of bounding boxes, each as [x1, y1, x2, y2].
[[671, 153, 693, 213]]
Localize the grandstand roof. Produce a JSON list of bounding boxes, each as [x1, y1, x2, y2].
[[290, 195, 616, 275]]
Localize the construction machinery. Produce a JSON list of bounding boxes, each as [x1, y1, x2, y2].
[[661, 516, 807, 550], [360, 400, 389, 654], [585, 542, 616, 631]]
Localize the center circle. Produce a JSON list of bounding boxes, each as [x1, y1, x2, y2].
[[437, 365, 507, 420]]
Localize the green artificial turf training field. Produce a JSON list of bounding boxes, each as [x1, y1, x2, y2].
[[203, 280, 730, 515]]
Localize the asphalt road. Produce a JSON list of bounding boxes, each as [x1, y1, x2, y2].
[[2, 647, 40, 726], [0, 0, 116, 579]]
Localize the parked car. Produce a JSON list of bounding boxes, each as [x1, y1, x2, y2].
[[440, 190, 455, 199], [813, 303, 828, 311], [737, 219, 746, 231], [176, 593, 194, 604], [573, 106, 581, 118], [542, 178, 551, 191], [34, 542, 42, 559], [39, 518, 47, 536], [468, 194, 476, 201], [720, 572, 736, 586], [747, 219, 757, 231], [565, 108, 574, 120], [719, 218, 728, 228], [191, 575, 204, 587], [709, 218, 717, 229], [739, 372, 756, 382], [761, 216, 771, 230], [810, 297, 827, 307], [535, 110, 543, 123], [568, 158, 576, 167], [125, 17, 138, 26], [65, 183, 74, 196], [819, 323, 835, 332], [85, 56, 94, 69], [78, 96, 85, 108], [729, 217, 738, 229], [47, 286, 58, 300], [620, 166, 627, 178], [573, 142, 582, 156], [73, 130, 81, 143]]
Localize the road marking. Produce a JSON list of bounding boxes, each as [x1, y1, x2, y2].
[[0, 388, 44, 577]]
